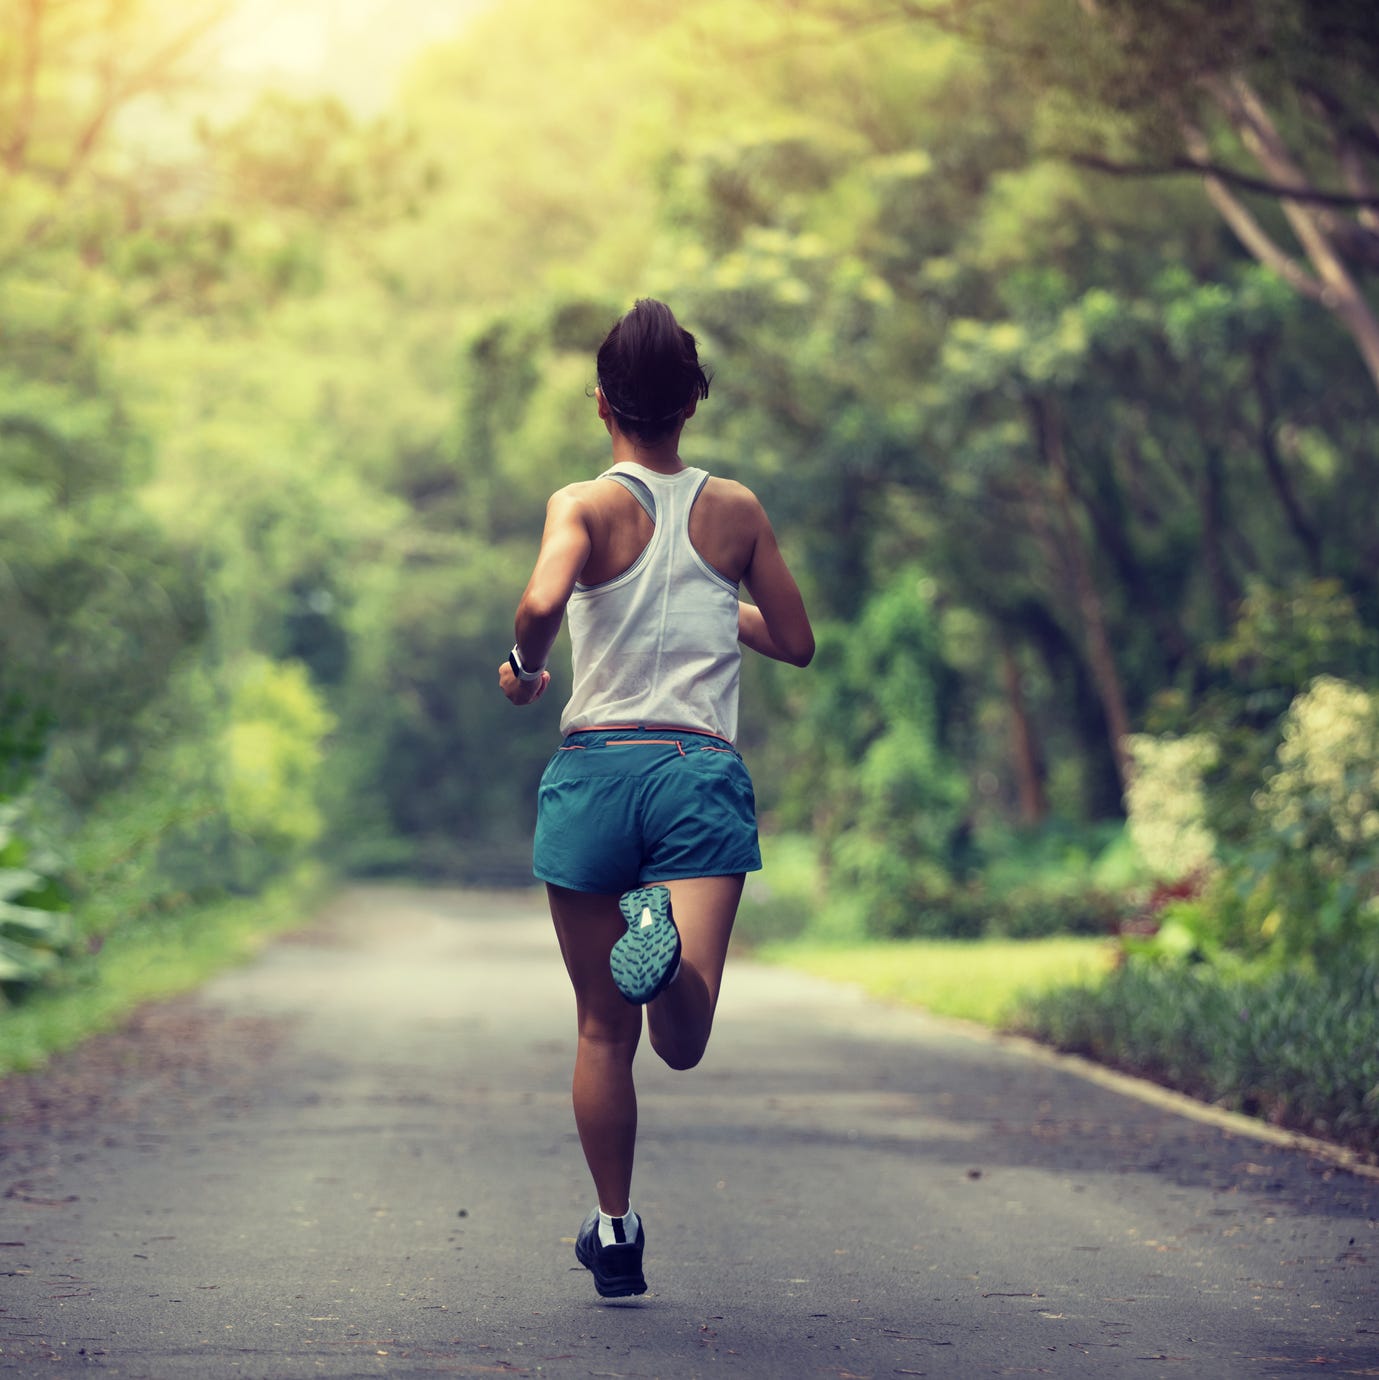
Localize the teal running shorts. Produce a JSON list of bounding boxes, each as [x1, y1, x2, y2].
[[533, 726, 762, 894]]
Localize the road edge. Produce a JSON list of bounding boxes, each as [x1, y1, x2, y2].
[[925, 1006, 1379, 1182]]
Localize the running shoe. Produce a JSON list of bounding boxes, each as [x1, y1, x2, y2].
[[575, 1208, 648, 1297], [611, 885, 681, 1005]]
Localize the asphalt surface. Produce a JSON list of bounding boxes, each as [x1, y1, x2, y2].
[[1, 885, 1376, 1379]]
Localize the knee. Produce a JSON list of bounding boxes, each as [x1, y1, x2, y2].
[[577, 1011, 641, 1061]]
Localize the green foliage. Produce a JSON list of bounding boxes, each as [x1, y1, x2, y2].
[[5, 0, 1379, 1118], [1202, 579, 1379, 740], [760, 934, 1116, 1029], [1018, 957, 1379, 1155], [1132, 585, 1379, 967], [739, 826, 1137, 944], [0, 802, 74, 1001], [0, 862, 328, 1076], [787, 571, 968, 937], [203, 93, 430, 226], [735, 834, 824, 946], [222, 657, 335, 854], [1242, 677, 1379, 966]]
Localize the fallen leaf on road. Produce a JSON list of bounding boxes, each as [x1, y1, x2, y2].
[[3, 1187, 78, 1207]]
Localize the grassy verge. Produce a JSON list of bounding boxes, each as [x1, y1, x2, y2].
[[741, 835, 1378, 1157], [754, 935, 1117, 1027], [0, 863, 332, 1077], [1016, 958, 1379, 1156]]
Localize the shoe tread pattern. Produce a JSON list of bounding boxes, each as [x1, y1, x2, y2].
[[610, 886, 680, 1005]]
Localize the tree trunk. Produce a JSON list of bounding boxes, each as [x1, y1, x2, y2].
[[1249, 347, 1323, 575], [998, 635, 1048, 827], [1060, 440, 1193, 671], [1028, 394, 1133, 799]]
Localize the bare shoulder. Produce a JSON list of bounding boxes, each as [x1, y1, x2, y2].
[[701, 476, 767, 523], [688, 476, 769, 581], [549, 480, 602, 508], [543, 480, 605, 526]]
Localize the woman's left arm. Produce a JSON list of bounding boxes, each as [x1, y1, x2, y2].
[[499, 488, 592, 705]]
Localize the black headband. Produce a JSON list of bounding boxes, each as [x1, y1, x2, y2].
[[598, 379, 687, 425]]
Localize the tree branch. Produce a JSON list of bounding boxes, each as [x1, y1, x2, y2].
[[58, 1, 232, 188], [4, 0, 44, 175], [1203, 76, 1379, 391], [1067, 151, 1379, 210], [1303, 86, 1379, 238], [1179, 119, 1325, 301], [1217, 74, 1379, 288]]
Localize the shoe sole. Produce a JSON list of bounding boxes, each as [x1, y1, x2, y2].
[[611, 885, 681, 1005]]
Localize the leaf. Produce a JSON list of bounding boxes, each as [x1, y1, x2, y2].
[[0, 902, 74, 949], [0, 869, 42, 902], [0, 934, 57, 981]]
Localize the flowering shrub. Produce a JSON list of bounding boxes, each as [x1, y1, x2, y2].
[[1124, 733, 1219, 879], [1256, 676, 1379, 852], [1248, 676, 1379, 963]]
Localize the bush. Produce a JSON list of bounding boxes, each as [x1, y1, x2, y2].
[[1016, 957, 1379, 1156], [1149, 578, 1379, 851], [25, 655, 336, 984], [740, 826, 1141, 943], [779, 571, 969, 939], [0, 801, 74, 1003], [1124, 732, 1219, 878], [222, 656, 335, 856], [735, 834, 823, 945], [1244, 676, 1379, 965], [900, 822, 1142, 940]]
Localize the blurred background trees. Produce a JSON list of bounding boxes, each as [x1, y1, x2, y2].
[[2, 0, 1377, 1066]]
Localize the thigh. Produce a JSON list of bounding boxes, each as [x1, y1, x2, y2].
[[547, 884, 643, 1042], [648, 873, 745, 1011]]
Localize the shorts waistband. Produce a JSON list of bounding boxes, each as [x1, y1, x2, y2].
[[559, 724, 739, 755]]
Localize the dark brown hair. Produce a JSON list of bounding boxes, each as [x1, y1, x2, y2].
[[596, 299, 710, 443]]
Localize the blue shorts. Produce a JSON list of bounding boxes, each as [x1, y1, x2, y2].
[[532, 726, 762, 895]]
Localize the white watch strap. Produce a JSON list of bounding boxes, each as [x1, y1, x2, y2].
[[509, 645, 544, 682]]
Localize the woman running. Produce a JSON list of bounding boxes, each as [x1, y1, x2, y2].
[[498, 298, 814, 1298]]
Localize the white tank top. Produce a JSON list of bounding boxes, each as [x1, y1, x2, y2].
[[559, 462, 742, 742]]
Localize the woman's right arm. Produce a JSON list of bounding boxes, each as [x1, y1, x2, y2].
[[498, 488, 592, 705], [739, 503, 814, 667]]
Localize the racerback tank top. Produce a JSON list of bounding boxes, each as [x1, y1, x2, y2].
[[559, 462, 742, 742]]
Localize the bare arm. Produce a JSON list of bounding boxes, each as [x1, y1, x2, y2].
[[739, 506, 814, 667], [498, 489, 592, 705]]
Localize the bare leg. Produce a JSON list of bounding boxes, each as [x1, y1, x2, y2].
[[547, 883, 643, 1216], [645, 874, 744, 1071]]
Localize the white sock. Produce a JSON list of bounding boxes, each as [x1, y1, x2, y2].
[[598, 1207, 640, 1247]]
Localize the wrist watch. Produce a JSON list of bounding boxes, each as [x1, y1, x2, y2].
[[508, 644, 545, 682]]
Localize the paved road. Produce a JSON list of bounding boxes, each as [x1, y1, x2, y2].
[[1, 886, 1376, 1379]]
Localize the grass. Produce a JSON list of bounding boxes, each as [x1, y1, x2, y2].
[[0, 863, 331, 1077], [1017, 957, 1379, 1156], [755, 935, 1118, 1028]]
